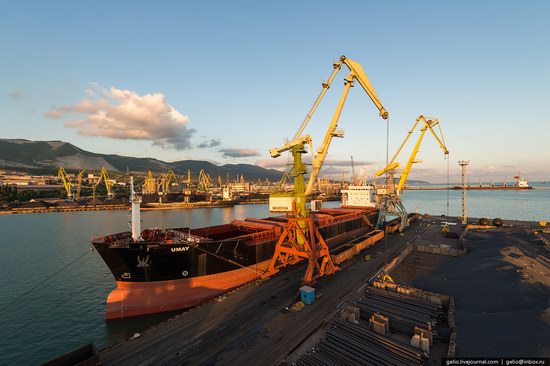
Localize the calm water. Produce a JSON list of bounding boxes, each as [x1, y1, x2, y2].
[[1, 189, 549, 365]]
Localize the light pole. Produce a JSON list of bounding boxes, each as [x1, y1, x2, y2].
[[458, 161, 469, 225]]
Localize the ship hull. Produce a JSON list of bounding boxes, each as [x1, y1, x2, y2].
[[105, 259, 272, 319]]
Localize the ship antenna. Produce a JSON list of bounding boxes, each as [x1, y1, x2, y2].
[[130, 176, 143, 242]]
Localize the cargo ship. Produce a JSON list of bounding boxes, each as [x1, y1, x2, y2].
[[452, 176, 533, 190], [92, 180, 379, 319]]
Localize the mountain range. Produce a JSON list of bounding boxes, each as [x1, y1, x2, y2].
[[0, 139, 284, 181]]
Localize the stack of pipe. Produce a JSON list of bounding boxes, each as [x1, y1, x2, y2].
[[356, 287, 443, 337], [296, 318, 426, 366]]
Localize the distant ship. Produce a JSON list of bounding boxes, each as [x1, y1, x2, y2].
[[93, 180, 379, 319], [453, 175, 533, 190]]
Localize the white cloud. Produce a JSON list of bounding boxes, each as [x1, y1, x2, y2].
[[45, 84, 194, 150]]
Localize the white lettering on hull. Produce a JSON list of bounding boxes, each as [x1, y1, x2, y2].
[[171, 246, 190, 252]]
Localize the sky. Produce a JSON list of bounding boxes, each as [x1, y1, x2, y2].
[[1, 1, 549, 183]]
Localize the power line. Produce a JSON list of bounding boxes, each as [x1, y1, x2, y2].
[[0, 247, 94, 312]]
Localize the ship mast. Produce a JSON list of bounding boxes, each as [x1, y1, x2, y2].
[[130, 176, 142, 242]]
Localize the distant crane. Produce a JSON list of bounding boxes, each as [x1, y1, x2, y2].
[[142, 171, 156, 194], [57, 167, 73, 200], [75, 170, 86, 200], [157, 170, 178, 195], [93, 167, 115, 203], [100, 167, 114, 199], [197, 169, 213, 200]]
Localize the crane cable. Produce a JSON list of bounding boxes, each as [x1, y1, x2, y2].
[[0, 247, 95, 313], [383, 116, 390, 264], [442, 152, 451, 233], [447, 152, 450, 217]]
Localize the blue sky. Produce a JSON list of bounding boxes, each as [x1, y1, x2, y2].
[[1, 1, 549, 182]]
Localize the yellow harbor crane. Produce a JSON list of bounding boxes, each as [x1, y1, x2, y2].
[[75, 170, 86, 200], [264, 55, 388, 285], [269, 55, 388, 217], [157, 170, 178, 195], [93, 167, 115, 201], [57, 167, 74, 200], [182, 170, 192, 195], [197, 170, 213, 199], [142, 171, 156, 194], [100, 167, 115, 199], [375, 115, 449, 231]]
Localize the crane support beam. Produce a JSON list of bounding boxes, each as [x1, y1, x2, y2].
[[291, 63, 342, 143], [305, 76, 353, 195]]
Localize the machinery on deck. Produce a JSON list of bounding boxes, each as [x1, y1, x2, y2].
[[264, 55, 389, 285], [375, 115, 448, 231]]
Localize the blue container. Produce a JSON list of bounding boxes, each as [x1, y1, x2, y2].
[[300, 285, 315, 305]]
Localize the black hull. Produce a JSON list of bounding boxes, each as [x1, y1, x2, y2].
[[93, 210, 378, 284]]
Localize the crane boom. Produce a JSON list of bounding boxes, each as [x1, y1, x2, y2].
[[304, 56, 388, 195], [270, 55, 388, 164], [341, 57, 388, 120]]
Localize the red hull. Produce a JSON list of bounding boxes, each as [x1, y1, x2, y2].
[[105, 259, 272, 320]]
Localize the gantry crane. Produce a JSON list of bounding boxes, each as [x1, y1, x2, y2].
[[57, 167, 73, 200], [375, 115, 448, 231], [264, 55, 389, 285]]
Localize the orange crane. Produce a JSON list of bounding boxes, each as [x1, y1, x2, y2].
[[264, 55, 388, 285]]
